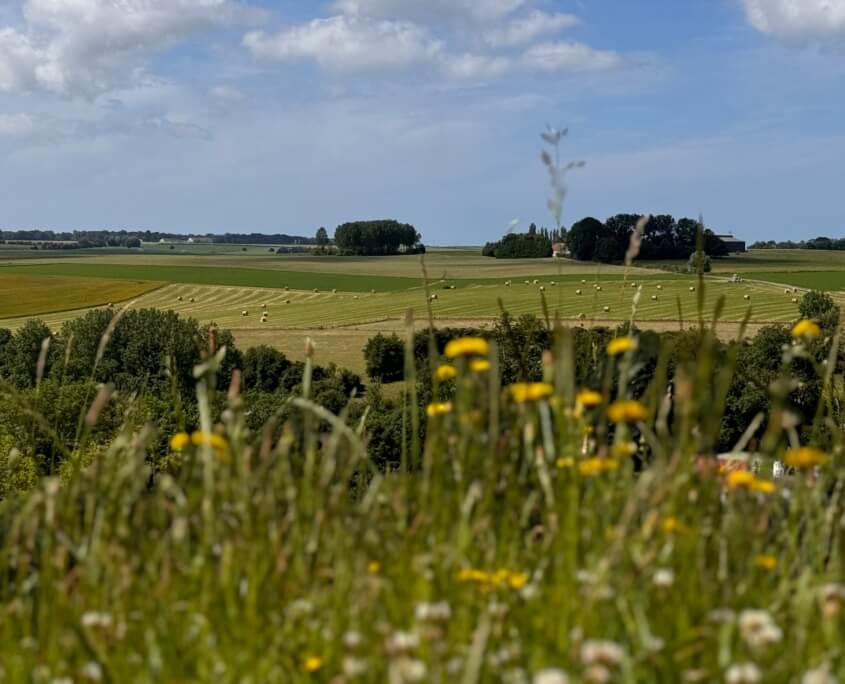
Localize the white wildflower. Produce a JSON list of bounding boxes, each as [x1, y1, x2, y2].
[[532, 669, 569, 684], [414, 601, 451, 623], [802, 665, 837, 684], [725, 662, 762, 684], [738, 609, 782, 650], [653, 568, 675, 589], [580, 640, 624, 667]]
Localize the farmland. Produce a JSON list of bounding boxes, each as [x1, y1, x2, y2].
[[2, 246, 842, 373]]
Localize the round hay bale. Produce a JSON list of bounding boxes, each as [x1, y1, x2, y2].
[[430, 294, 438, 301], [689, 286, 696, 292], [539, 286, 545, 292], [596, 286, 602, 291], [603, 306, 610, 312], [189, 298, 195, 303], [576, 289, 582, 295], [792, 297, 798, 303], [332, 289, 337, 294], [177, 296, 183, 301], [657, 285, 663, 290], [241, 310, 248, 316], [577, 312, 586, 319], [744, 294, 751, 300], [651, 295, 658, 301]]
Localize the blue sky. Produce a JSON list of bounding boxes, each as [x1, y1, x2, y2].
[[1, 0, 844, 244]]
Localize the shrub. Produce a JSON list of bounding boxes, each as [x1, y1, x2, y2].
[[364, 333, 405, 383]]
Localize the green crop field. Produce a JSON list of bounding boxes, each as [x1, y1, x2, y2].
[[0, 273, 161, 319], [3, 247, 842, 373]]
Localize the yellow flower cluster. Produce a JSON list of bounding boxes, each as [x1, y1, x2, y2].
[[607, 400, 648, 424], [575, 389, 602, 408], [470, 359, 491, 373], [784, 447, 828, 469], [754, 554, 778, 571], [445, 337, 489, 359], [426, 401, 453, 418], [509, 382, 554, 403], [457, 568, 529, 590], [725, 470, 777, 493], [578, 458, 620, 477], [303, 656, 322, 673], [436, 365, 457, 381], [791, 319, 821, 339], [169, 431, 228, 451], [607, 336, 636, 356]]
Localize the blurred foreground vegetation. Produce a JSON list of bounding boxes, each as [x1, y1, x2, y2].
[[0, 288, 844, 682]]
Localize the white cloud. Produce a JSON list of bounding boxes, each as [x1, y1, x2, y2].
[[521, 42, 622, 72], [210, 85, 244, 101], [244, 16, 442, 71], [742, 0, 845, 43], [484, 10, 578, 47], [331, 0, 525, 23], [0, 113, 35, 138], [442, 53, 512, 80], [0, 0, 246, 97]]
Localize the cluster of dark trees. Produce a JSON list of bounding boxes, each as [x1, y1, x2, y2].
[[334, 220, 424, 256], [482, 223, 560, 259], [0, 229, 316, 248], [567, 215, 729, 263], [212, 233, 315, 245], [0, 309, 363, 481], [751, 237, 845, 251]]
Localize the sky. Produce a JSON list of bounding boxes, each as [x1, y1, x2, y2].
[[1, 0, 844, 244]]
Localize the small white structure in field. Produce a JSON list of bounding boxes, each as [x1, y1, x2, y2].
[[241, 310, 248, 316], [729, 274, 742, 283]]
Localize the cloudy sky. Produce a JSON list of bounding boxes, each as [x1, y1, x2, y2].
[[0, 0, 844, 243]]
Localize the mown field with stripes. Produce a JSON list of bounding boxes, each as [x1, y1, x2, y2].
[[2, 247, 841, 372]]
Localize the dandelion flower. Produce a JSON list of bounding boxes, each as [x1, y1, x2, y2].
[[754, 554, 778, 571], [303, 656, 322, 673], [611, 441, 638, 459], [509, 383, 554, 403], [445, 337, 489, 359], [470, 359, 491, 373], [368, 561, 381, 575], [169, 432, 191, 451], [191, 431, 228, 451], [576, 389, 602, 408], [578, 458, 620, 477], [607, 400, 648, 424], [426, 402, 453, 418], [784, 447, 827, 469], [792, 319, 822, 339], [750, 478, 776, 494], [436, 365, 457, 381], [725, 470, 755, 490], [607, 337, 636, 356]]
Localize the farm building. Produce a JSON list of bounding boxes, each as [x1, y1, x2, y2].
[[552, 242, 569, 257], [715, 234, 746, 253]]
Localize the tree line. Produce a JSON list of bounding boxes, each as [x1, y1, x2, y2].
[[333, 220, 424, 256], [482, 223, 564, 259], [751, 236, 845, 250], [567, 214, 729, 263]]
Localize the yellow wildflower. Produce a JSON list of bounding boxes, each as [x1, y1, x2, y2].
[[509, 382, 554, 403], [436, 365, 457, 381], [368, 561, 381, 575], [575, 389, 602, 408], [445, 337, 489, 359], [303, 656, 322, 673], [661, 517, 688, 535], [426, 401, 453, 418], [754, 554, 778, 571], [578, 458, 620, 477], [556, 457, 575, 469], [508, 572, 529, 590], [607, 336, 636, 356], [611, 441, 638, 458], [470, 358, 491, 373], [750, 478, 776, 494], [791, 319, 822, 339], [784, 447, 828, 469], [169, 432, 191, 451], [725, 470, 755, 490], [607, 400, 648, 424], [191, 431, 228, 451]]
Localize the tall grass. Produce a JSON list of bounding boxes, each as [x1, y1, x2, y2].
[[0, 304, 843, 683]]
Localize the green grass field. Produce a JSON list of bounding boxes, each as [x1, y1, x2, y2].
[[0, 273, 161, 319]]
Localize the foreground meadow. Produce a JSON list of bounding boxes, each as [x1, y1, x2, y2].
[[0, 286, 843, 682]]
